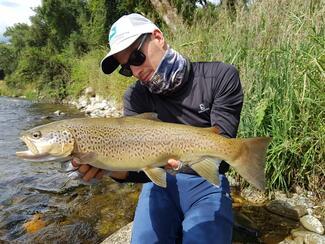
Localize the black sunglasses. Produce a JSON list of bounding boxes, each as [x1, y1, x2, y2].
[[119, 34, 148, 77]]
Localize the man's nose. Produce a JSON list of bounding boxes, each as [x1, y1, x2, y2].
[[130, 65, 142, 77]]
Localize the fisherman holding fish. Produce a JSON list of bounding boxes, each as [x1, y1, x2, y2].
[[17, 13, 271, 244], [80, 13, 242, 243], [98, 13, 241, 243]]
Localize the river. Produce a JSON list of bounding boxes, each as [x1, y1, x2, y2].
[[0, 96, 139, 243]]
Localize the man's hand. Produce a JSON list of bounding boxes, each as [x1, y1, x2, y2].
[[166, 159, 183, 171], [70, 158, 183, 182], [71, 158, 129, 181], [71, 158, 106, 181]]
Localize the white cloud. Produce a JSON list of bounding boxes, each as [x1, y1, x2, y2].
[[0, 0, 41, 37]]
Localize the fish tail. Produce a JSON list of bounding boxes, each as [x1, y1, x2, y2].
[[230, 137, 271, 191]]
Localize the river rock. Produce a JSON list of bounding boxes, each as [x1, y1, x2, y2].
[[265, 200, 300, 220], [76, 96, 89, 109], [300, 214, 324, 234], [84, 87, 96, 97], [240, 186, 267, 204], [94, 100, 109, 110], [23, 213, 46, 233], [291, 228, 325, 244], [313, 205, 325, 221], [281, 236, 306, 244], [293, 205, 308, 218], [102, 221, 133, 244], [273, 191, 315, 208], [53, 110, 65, 116], [232, 211, 260, 242]]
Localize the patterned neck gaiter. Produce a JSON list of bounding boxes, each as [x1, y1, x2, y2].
[[141, 48, 187, 95]]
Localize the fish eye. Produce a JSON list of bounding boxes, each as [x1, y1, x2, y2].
[[32, 131, 42, 139]]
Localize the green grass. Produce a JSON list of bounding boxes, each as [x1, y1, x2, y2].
[[165, 0, 324, 192], [68, 49, 134, 103]]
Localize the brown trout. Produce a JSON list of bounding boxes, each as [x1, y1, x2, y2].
[[16, 113, 271, 190]]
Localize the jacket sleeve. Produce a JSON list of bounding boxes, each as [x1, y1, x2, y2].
[[210, 65, 243, 138], [112, 82, 152, 184], [123, 82, 154, 116]]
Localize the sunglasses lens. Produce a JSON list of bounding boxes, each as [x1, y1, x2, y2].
[[119, 65, 133, 77], [118, 35, 147, 77], [129, 50, 146, 66]]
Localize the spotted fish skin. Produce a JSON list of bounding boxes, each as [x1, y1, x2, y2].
[[16, 114, 271, 190]]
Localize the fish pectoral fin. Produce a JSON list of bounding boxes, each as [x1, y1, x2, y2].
[[189, 157, 221, 187], [72, 152, 97, 164], [143, 167, 167, 188], [133, 113, 160, 121]]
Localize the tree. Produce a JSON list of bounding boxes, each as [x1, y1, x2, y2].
[[0, 43, 17, 75], [35, 0, 88, 52], [4, 23, 31, 54]]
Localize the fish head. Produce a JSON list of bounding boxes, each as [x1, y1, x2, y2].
[[16, 123, 75, 162]]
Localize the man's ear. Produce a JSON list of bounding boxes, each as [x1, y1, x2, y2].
[[152, 29, 165, 47]]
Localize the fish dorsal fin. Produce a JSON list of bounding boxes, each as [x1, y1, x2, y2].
[[189, 157, 221, 187], [133, 113, 160, 121], [204, 127, 220, 134], [143, 167, 167, 188]]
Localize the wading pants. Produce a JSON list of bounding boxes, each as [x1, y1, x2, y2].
[[131, 173, 233, 244]]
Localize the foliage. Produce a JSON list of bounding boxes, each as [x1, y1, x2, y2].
[[69, 48, 133, 103], [0, 43, 16, 75]]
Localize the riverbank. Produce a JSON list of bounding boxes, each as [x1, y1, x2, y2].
[[67, 90, 324, 243], [101, 187, 324, 243]]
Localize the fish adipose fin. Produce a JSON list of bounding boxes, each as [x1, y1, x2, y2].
[[143, 167, 167, 188], [189, 157, 221, 186], [231, 137, 271, 191]]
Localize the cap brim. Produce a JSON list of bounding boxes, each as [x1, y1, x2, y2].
[[100, 34, 142, 74]]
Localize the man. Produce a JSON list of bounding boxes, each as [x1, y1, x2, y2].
[[72, 13, 243, 243]]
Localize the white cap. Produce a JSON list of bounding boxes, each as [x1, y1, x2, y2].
[[100, 13, 160, 74]]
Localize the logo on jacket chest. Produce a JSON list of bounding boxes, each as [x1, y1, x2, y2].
[[198, 103, 210, 113]]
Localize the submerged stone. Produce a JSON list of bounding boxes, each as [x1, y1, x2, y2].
[[23, 213, 46, 233], [101, 222, 133, 244], [265, 200, 300, 221]]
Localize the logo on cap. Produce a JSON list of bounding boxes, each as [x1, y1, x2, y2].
[[109, 26, 117, 41]]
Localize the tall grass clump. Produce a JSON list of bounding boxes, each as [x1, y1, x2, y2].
[[169, 0, 324, 192], [69, 48, 134, 103]]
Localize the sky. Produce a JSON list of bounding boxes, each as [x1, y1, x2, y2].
[[0, 0, 41, 42]]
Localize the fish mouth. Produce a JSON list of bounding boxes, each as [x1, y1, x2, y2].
[[16, 150, 51, 161], [16, 135, 48, 161], [20, 135, 39, 154], [16, 135, 71, 162]]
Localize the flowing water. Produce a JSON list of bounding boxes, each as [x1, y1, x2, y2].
[[0, 96, 299, 243], [0, 96, 139, 243]]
